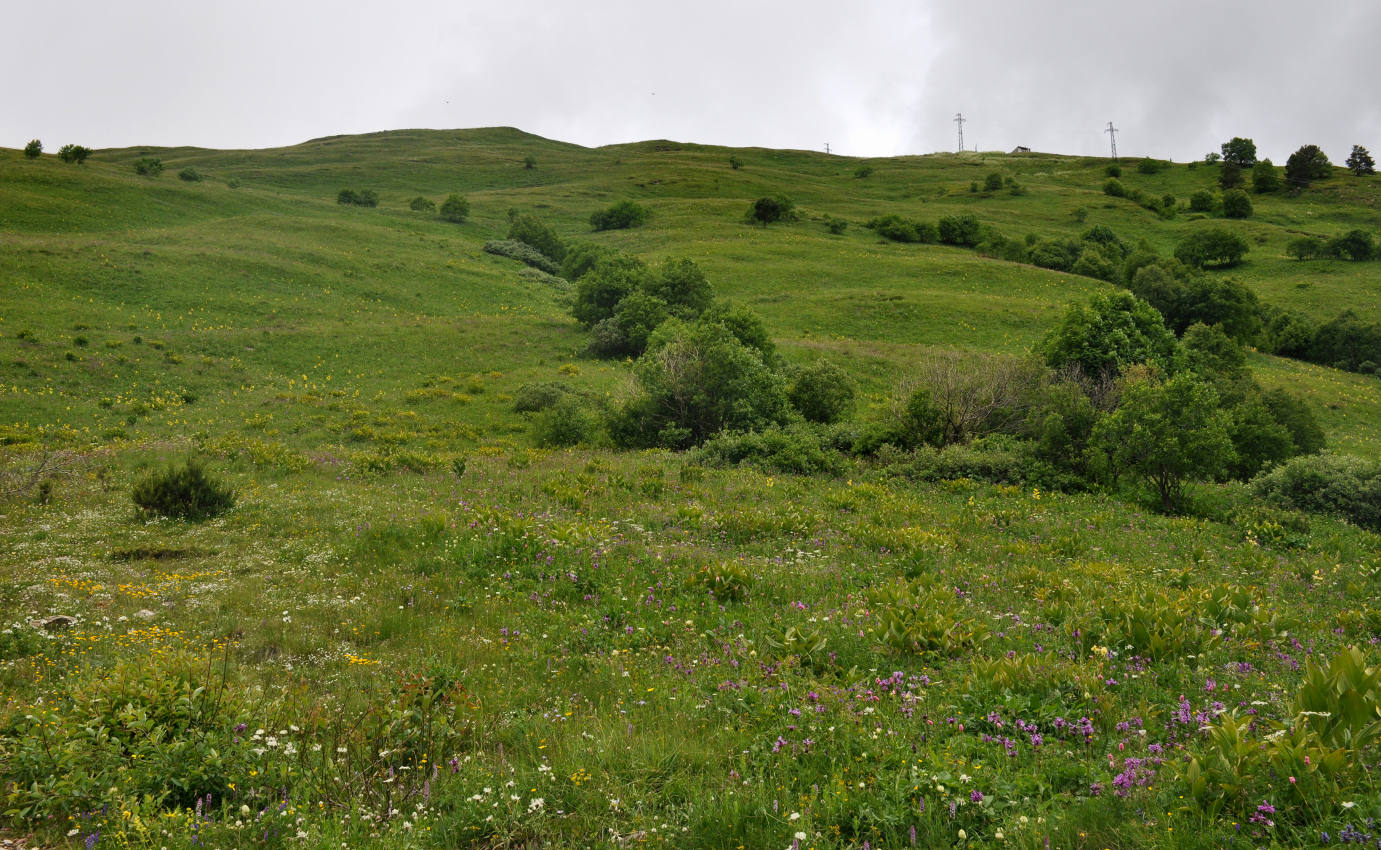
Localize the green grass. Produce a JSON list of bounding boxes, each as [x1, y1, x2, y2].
[[1, 129, 1380, 849]]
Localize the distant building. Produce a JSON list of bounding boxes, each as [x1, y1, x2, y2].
[[1011, 146, 1031, 154]]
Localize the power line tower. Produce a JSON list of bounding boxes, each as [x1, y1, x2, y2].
[[1105, 121, 1119, 161], [824, 142, 830, 155], [954, 113, 966, 153]]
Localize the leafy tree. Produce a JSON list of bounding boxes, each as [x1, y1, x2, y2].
[[178, 168, 203, 182], [439, 194, 470, 223], [409, 196, 436, 213], [1103, 178, 1127, 198], [1204, 152, 1222, 165], [1176, 277, 1263, 343], [983, 172, 1004, 192], [57, 144, 91, 164], [571, 254, 652, 327], [1071, 246, 1117, 281], [728, 155, 743, 170], [866, 214, 936, 244], [746, 195, 794, 227], [1327, 229, 1375, 261], [1188, 190, 1216, 212], [1346, 145, 1376, 177], [1221, 189, 1252, 219], [1218, 161, 1244, 189], [1285, 145, 1332, 189], [559, 242, 612, 282], [700, 301, 776, 363], [1081, 225, 1128, 260], [1251, 159, 1279, 193], [854, 164, 875, 179], [1309, 310, 1381, 371], [1220, 137, 1258, 167], [1042, 291, 1179, 378], [133, 157, 163, 176], [645, 258, 713, 318], [1093, 373, 1235, 511], [23, 139, 42, 159], [1226, 392, 1297, 479], [1174, 228, 1249, 269], [590, 200, 649, 231], [1137, 157, 1166, 174], [523, 155, 537, 169], [1262, 388, 1325, 455], [609, 321, 790, 448], [611, 291, 671, 356], [337, 188, 377, 207], [1181, 322, 1250, 388], [508, 213, 565, 262], [1286, 235, 1327, 260], [788, 359, 856, 424]]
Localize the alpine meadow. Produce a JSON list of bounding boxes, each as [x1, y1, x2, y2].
[[4, 128, 1381, 849]]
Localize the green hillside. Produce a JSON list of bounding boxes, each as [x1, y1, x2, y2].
[[2, 129, 1380, 849]]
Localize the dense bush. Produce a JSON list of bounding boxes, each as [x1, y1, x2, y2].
[[482, 239, 562, 275], [572, 254, 652, 327], [533, 395, 600, 447], [1221, 189, 1253, 219], [1221, 137, 1258, 167], [1219, 162, 1244, 190], [746, 195, 795, 227], [337, 188, 378, 207], [1103, 178, 1127, 198], [1043, 291, 1178, 378], [57, 144, 92, 164], [512, 381, 573, 413], [696, 424, 848, 475], [866, 214, 937, 244], [559, 242, 612, 281], [508, 213, 565, 262], [644, 257, 714, 318], [133, 157, 163, 176], [1071, 246, 1118, 281], [131, 459, 235, 520], [1137, 158, 1168, 174], [590, 200, 649, 231], [1327, 229, 1375, 261], [1286, 235, 1328, 260], [1253, 453, 1381, 531], [937, 214, 982, 247], [1285, 144, 1332, 189], [1189, 190, 1217, 212], [1252, 160, 1280, 193], [439, 194, 470, 222], [23, 139, 41, 159], [983, 172, 1004, 191], [410, 196, 436, 213], [1175, 228, 1249, 268], [787, 359, 856, 423], [177, 167, 202, 182], [1308, 311, 1381, 372]]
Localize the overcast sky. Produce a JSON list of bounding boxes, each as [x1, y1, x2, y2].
[[6, 1, 1378, 163]]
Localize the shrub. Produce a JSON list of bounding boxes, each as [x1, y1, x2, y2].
[[1252, 453, 1381, 531], [700, 300, 775, 362], [1286, 235, 1328, 260], [131, 459, 235, 520], [824, 216, 848, 234], [1043, 291, 1178, 378], [1189, 189, 1216, 212], [1093, 373, 1235, 512], [866, 214, 936, 244], [512, 381, 573, 413], [57, 144, 91, 164], [571, 253, 652, 327], [1029, 239, 1078, 271], [559, 242, 612, 281], [746, 195, 795, 227], [337, 188, 378, 207], [410, 196, 437, 213], [1326, 229, 1374, 261], [1137, 157, 1167, 174], [439, 194, 470, 223], [1308, 310, 1381, 372], [1071, 246, 1118, 281], [1103, 178, 1127, 198], [133, 157, 163, 176], [523, 154, 537, 169], [508, 213, 565, 261], [854, 164, 874, 179], [590, 199, 649, 231], [696, 424, 846, 475], [729, 155, 743, 170], [983, 172, 1004, 191], [612, 291, 671, 356], [1252, 159, 1280, 193], [1285, 144, 1332, 189], [645, 257, 714, 318], [788, 359, 856, 423], [1346, 145, 1376, 177], [1105, 164, 1122, 178], [937, 214, 981, 246], [1221, 189, 1253, 219], [23, 139, 41, 159], [533, 396, 599, 447], [1219, 161, 1244, 189], [482, 239, 561, 275], [1175, 228, 1249, 268], [177, 167, 202, 182]]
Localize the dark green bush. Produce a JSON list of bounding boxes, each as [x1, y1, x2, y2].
[[1175, 228, 1249, 269], [854, 164, 874, 179], [866, 214, 936, 244], [57, 144, 91, 164], [645, 257, 714, 318], [508, 213, 565, 261], [590, 200, 649, 231], [1103, 178, 1127, 198], [410, 196, 437, 213], [937, 214, 981, 246], [177, 167, 202, 182], [788, 359, 856, 423], [512, 381, 573, 413], [23, 139, 41, 159], [131, 459, 235, 520], [1221, 189, 1253, 219], [1105, 164, 1122, 178], [1286, 235, 1328, 260], [533, 396, 599, 447], [824, 216, 848, 235], [571, 253, 652, 327], [337, 188, 378, 207], [439, 194, 470, 222], [983, 172, 1004, 191], [1252, 160, 1280, 193], [1189, 190, 1216, 212], [746, 195, 795, 227], [1137, 158, 1167, 174], [1327, 230, 1375, 261], [1252, 453, 1381, 531], [133, 157, 163, 176], [696, 424, 847, 475]]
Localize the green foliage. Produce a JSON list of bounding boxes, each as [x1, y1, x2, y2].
[[823, 215, 848, 234], [532, 395, 599, 447], [1326, 229, 1375, 261], [1042, 291, 1178, 378], [177, 167, 202, 182], [408, 195, 435, 213], [336, 188, 378, 207], [746, 195, 794, 227], [728, 155, 743, 170], [590, 200, 649, 231], [1218, 161, 1244, 189], [1251, 159, 1279, 193], [131, 459, 235, 520], [508, 212, 565, 261], [1346, 145, 1376, 177], [1226, 391, 1299, 479], [133, 157, 163, 176], [937, 214, 981, 247], [1286, 235, 1328, 260], [688, 561, 754, 602], [610, 320, 790, 448], [439, 193, 470, 222], [1220, 137, 1257, 167], [482, 239, 561, 275], [1252, 453, 1381, 530], [1188, 189, 1216, 212], [1309, 310, 1381, 371], [645, 257, 714, 318], [1102, 177, 1127, 198], [875, 581, 987, 656], [854, 164, 874, 179], [1136, 158, 1167, 174], [571, 253, 652, 327], [523, 154, 537, 169], [56, 144, 91, 164], [1104, 164, 1121, 178], [865, 213, 936, 243], [22, 139, 41, 159], [1263, 388, 1326, 455], [511, 381, 573, 413], [700, 300, 775, 363], [1071, 245, 1117, 281], [983, 172, 1004, 191], [696, 424, 847, 475], [1220, 188, 1252, 219], [1175, 227, 1249, 268], [1285, 144, 1332, 189], [1093, 373, 1235, 511], [611, 291, 671, 356], [787, 359, 855, 423]]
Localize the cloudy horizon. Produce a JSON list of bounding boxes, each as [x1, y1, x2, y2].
[[5, 1, 1379, 164]]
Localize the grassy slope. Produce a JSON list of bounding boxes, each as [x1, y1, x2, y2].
[[2, 130, 1380, 849]]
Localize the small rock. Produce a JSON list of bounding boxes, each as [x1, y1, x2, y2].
[[31, 615, 76, 632], [134, 609, 156, 620]]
